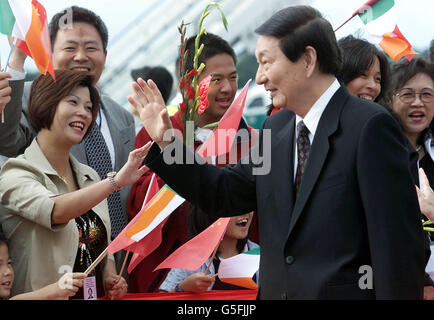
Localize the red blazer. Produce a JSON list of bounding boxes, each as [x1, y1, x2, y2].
[[127, 112, 259, 293]]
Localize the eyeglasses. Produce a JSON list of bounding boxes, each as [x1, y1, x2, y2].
[[394, 88, 434, 104]]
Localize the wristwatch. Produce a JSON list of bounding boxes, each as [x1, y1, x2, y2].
[[107, 171, 121, 192]]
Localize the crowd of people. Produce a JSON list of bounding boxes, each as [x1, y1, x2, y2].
[[0, 4, 433, 300]]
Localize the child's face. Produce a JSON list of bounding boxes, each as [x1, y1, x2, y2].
[[226, 212, 254, 240], [0, 243, 14, 299]]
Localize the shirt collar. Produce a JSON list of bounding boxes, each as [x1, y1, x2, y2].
[[296, 78, 341, 137], [24, 138, 96, 186]]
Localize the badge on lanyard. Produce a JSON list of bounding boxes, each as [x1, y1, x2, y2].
[[83, 276, 97, 300]]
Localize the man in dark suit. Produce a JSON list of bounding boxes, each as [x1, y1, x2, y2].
[[0, 7, 135, 277], [128, 6, 426, 299]]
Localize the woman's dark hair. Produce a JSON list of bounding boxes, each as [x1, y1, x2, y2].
[[388, 57, 434, 97], [28, 70, 100, 138], [255, 5, 341, 76], [337, 35, 390, 103], [183, 33, 237, 77], [49, 6, 109, 51], [188, 205, 247, 254]]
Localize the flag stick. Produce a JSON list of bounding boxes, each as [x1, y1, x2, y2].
[[141, 173, 156, 210], [116, 250, 130, 282], [85, 247, 108, 277], [205, 242, 220, 275], [334, 14, 356, 32], [3, 39, 15, 74]]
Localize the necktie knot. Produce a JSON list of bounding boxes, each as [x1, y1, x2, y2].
[[296, 121, 309, 139]]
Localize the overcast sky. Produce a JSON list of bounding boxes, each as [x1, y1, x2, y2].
[[1, 0, 433, 72]]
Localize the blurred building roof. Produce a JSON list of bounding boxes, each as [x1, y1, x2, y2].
[[99, 0, 311, 110]]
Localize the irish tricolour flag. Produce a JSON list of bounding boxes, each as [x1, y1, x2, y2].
[[355, 0, 417, 61], [108, 182, 185, 273], [218, 247, 260, 290], [0, 0, 54, 78], [125, 185, 185, 242]]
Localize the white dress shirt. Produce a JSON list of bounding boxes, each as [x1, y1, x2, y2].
[[293, 79, 341, 181], [95, 107, 116, 168]]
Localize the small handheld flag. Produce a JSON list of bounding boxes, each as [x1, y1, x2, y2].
[[0, 0, 55, 78], [155, 217, 231, 271]]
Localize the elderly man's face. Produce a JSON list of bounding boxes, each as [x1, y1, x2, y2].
[[255, 35, 306, 110], [52, 22, 107, 85]]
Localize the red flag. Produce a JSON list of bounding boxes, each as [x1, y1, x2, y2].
[[389, 25, 416, 61], [197, 80, 252, 158], [154, 217, 230, 271], [125, 173, 166, 273], [126, 216, 169, 273]]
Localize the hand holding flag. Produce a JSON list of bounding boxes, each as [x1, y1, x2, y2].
[[0, 57, 12, 123], [0, 0, 55, 78]]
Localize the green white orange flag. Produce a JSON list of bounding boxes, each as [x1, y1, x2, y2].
[[355, 0, 417, 61], [218, 247, 260, 290], [0, 0, 55, 78], [197, 79, 256, 158], [125, 185, 185, 242], [155, 217, 231, 271], [107, 182, 185, 273]]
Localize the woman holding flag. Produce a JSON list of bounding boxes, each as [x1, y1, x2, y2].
[[0, 70, 150, 299]]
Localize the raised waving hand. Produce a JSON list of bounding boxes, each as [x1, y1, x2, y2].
[[128, 78, 174, 150]]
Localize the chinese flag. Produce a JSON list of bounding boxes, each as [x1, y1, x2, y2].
[[154, 217, 230, 271], [197, 80, 252, 158]]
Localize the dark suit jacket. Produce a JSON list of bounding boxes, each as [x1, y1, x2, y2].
[[145, 85, 426, 300]]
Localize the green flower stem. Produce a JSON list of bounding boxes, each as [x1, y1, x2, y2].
[[178, 2, 228, 143], [202, 121, 219, 129]]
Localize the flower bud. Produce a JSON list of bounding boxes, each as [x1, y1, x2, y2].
[[197, 63, 206, 76]]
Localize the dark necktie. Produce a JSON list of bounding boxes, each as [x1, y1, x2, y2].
[[295, 121, 311, 195], [84, 123, 127, 238]]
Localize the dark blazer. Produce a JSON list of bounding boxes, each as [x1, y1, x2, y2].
[[145, 85, 427, 300]]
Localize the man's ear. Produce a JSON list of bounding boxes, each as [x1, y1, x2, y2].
[[303, 46, 317, 78]]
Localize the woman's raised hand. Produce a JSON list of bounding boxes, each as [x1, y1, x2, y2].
[[115, 141, 152, 188]]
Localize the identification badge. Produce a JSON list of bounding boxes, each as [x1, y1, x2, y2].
[[83, 276, 97, 300]]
